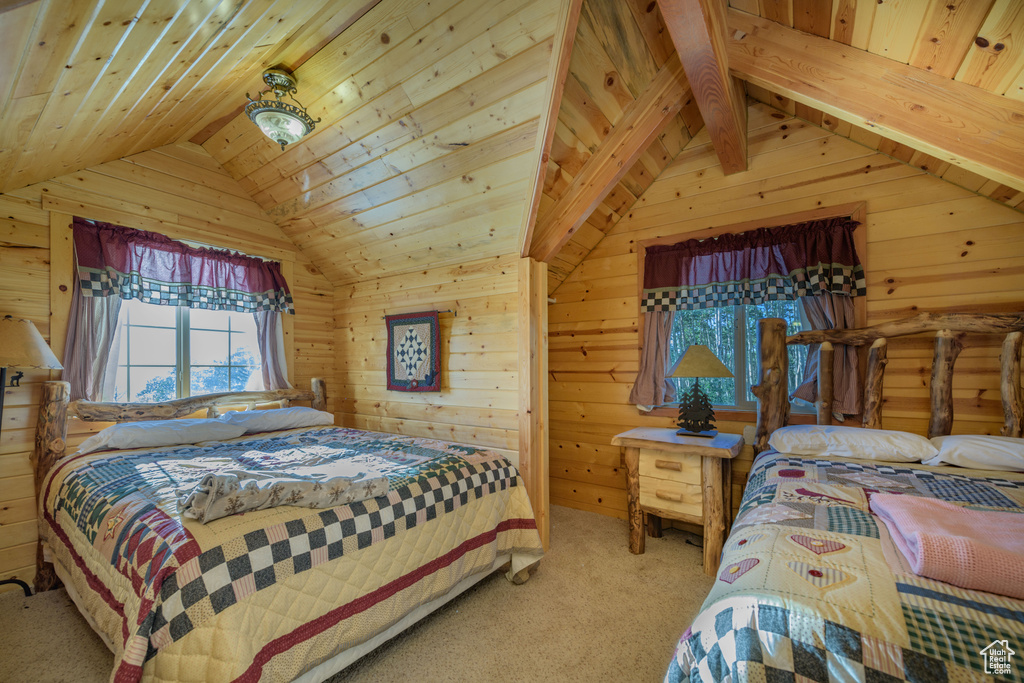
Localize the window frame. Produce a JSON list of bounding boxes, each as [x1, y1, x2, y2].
[[115, 300, 263, 402], [635, 202, 868, 421]]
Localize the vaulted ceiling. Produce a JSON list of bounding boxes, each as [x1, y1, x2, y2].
[[1, 0, 1023, 290]]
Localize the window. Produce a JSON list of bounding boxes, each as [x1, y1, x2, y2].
[[114, 299, 262, 402], [668, 301, 811, 411]]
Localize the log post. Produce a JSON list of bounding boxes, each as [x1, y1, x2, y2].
[[701, 455, 726, 576], [32, 381, 71, 593], [928, 330, 963, 438], [624, 446, 644, 554], [862, 338, 888, 429], [816, 342, 834, 426], [311, 377, 327, 411], [752, 318, 789, 454], [1001, 331, 1023, 437]]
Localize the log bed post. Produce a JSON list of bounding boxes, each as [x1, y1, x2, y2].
[[928, 330, 964, 438], [1002, 331, 1023, 437], [752, 318, 789, 454], [816, 342, 834, 426], [862, 338, 888, 429], [311, 377, 327, 411], [32, 381, 70, 592]]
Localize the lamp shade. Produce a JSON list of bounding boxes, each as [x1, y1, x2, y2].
[[669, 344, 732, 379], [0, 315, 63, 370]]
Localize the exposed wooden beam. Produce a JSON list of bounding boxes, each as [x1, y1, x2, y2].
[[519, 0, 584, 258], [658, 0, 747, 175], [727, 10, 1024, 193], [529, 54, 690, 263]]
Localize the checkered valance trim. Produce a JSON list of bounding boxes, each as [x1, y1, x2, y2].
[[143, 459, 519, 657], [640, 263, 865, 312], [78, 266, 295, 314]]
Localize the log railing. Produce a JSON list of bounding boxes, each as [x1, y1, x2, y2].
[[31, 377, 328, 591], [753, 312, 1024, 454]]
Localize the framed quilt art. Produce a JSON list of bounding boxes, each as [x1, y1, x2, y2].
[[386, 311, 441, 391]]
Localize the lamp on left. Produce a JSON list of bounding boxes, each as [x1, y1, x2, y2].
[[0, 315, 63, 434]]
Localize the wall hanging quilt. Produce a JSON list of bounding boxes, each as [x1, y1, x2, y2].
[[386, 311, 440, 391]]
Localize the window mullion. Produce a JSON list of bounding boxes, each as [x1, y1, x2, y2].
[[735, 306, 747, 408], [179, 307, 191, 398]]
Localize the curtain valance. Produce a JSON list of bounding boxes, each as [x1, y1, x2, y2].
[[73, 217, 294, 314], [640, 217, 865, 312]]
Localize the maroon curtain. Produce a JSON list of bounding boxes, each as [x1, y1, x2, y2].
[[73, 217, 293, 314], [641, 218, 864, 312]]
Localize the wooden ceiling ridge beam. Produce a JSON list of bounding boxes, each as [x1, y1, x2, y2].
[[518, 0, 584, 258], [726, 10, 1024, 194], [528, 53, 691, 263], [658, 0, 747, 175]]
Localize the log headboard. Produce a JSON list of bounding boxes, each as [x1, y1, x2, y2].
[[31, 377, 328, 591], [751, 312, 1024, 454]]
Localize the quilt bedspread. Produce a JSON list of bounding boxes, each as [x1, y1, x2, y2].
[[41, 426, 544, 682], [665, 452, 1024, 683]]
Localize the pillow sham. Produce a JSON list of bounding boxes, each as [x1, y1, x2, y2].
[[923, 435, 1024, 472], [768, 424, 937, 462], [76, 419, 247, 456], [219, 406, 335, 434]]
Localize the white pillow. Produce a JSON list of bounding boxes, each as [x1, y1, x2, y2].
[[768, 425, 937, 462], [77, 419, 246, 455], [923, 435, 1024, 472], [219, 406, 335, 434]]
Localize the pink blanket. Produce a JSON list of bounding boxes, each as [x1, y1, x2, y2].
[[869, 493, 1024, 599]]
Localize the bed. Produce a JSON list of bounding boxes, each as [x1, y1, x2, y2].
[[665, 312, 1024, 682], [30, 379, 544, 682]]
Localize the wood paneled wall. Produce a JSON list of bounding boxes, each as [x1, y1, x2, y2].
[[0, 142, 334, 591], [547, 101, 1024, 521], [334, 254, 521, 464]]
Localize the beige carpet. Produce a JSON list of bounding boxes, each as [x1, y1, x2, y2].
[[0, 506, 714, 682]]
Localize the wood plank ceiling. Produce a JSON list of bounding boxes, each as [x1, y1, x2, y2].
[[200, 0, 563, 286], [538, 0, 1024, 294], [0, 0, 381, 193], [1, 0, 1023, 293]]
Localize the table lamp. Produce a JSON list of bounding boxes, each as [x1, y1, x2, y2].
[[669, 344, 733, 438], [0, 315, 63, 435]]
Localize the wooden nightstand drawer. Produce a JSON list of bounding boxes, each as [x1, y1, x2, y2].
[[639, 475, 701, 519], [638, 448, 701, 484], [613, 428, 742, 575]]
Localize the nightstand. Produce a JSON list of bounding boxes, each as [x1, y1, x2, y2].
[[611, 428, 743, 576]]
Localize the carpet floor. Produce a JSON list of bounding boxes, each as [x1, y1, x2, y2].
[[0, 505, 714, 682]]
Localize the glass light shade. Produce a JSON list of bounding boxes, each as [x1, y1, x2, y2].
[[251, 107, 311, 148]]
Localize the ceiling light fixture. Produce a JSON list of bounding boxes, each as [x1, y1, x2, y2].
[[244, 67, 320, 150]]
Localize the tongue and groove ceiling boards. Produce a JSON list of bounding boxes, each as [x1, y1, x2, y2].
[[0, 0, 381, 194], [3, 0, 1024, 292], [527, 0, 1024, 294], [200, 0, 566, 286]]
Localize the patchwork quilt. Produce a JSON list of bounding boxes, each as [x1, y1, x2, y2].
[[41, 426, 543, 683], [665, 451, 1024, 683]]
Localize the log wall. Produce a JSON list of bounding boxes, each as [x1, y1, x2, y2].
[[334, 255, 521, 465], [0, 142, 334, 591], [548, 101, 1024, 521]]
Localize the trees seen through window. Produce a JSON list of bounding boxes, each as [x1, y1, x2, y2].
[[668, 301, 810, 410], [114, 299, 261, 402]]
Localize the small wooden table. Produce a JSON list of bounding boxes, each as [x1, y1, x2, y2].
[[611, 428, 743, 576]]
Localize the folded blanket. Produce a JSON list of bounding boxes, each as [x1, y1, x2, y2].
[[178, 460, 389, 523], [869, 493, 1024, 599]]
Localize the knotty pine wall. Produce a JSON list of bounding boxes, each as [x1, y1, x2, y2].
[[0, 142, 334, 591], [548, 101, 1024, 522], [334, 254, 521, 465]]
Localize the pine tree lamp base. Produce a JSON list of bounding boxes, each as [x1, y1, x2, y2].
[[675, 380, 719, 438]]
